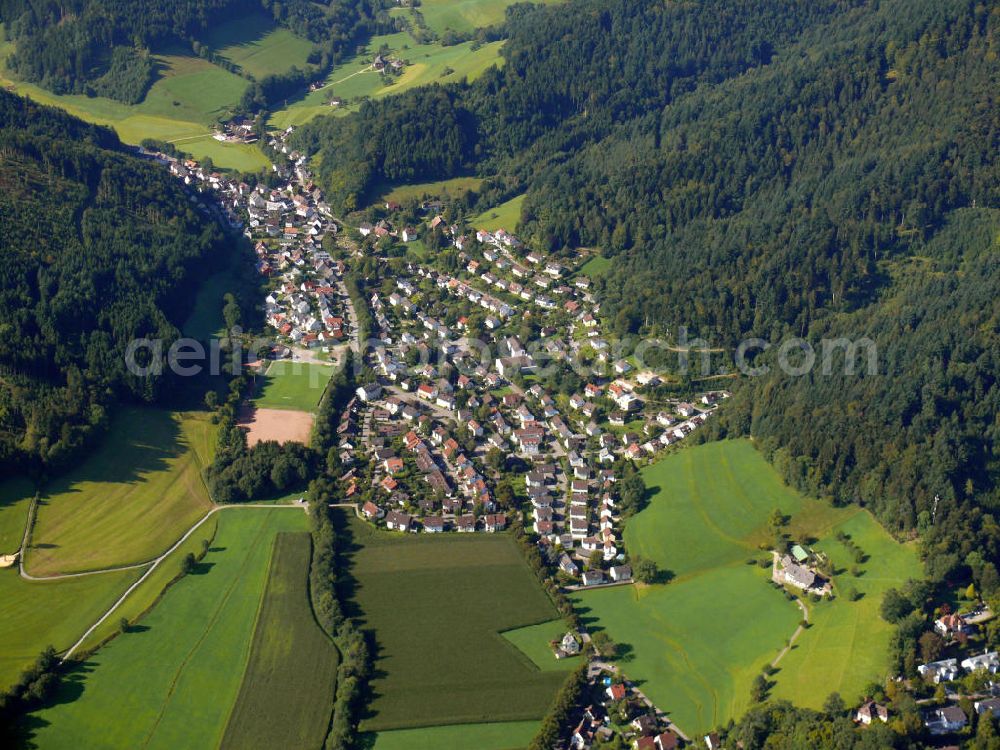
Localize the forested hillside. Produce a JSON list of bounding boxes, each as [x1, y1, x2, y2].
[[0, 90, 231, 473], [294, 0, 1000, 586], [0, 0, 377, 103]]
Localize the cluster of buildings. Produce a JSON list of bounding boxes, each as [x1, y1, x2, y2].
[[161, 127, 353, 350]]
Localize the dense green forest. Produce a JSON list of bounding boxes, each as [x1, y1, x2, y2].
[[0, 0, 378, 103], [294, 0, 1000, 593], [0, 89, 235, 474]]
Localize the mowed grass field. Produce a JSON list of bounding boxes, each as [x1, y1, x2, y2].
[[268, 31, 504, 129], [343, 514, 570, 732], [391, 0, 565, 35], [370, 720, 540, 750], [378, 175, 484, 205], [201, 12, 314, 79], [474, 194, 525, 232], [28, 408, 217, 575], [573, 440, 918, 735], [0, 476, 34, 553], [28, 509, 310, 750], [221, 532, 339, 750], [768, 509, 918, 708], [0, 31, 267, 171], [501, 619, 582, 672], [0, 566, 139, 690], [256, 360, 334, 412], [75, 515, 220, 655]]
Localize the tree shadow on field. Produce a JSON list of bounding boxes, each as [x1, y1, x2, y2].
[[37, 408, 186, 499], [574, 605, 601, 629], [329, 507, 386, 727], [16, 660, 99, 747], [189, 560, 215, 575]]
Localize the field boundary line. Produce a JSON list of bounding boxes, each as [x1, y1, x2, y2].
[[138, 513, 275, 749], [61, 503, 307, 661]]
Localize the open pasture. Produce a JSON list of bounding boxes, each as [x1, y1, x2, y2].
[[574, 439, 918, 735], [202, 13, 314, 79], [28, 408, 217, 576], [369, 720, 540, 750], [268, 32, 504, 129], [474, 194, 525, 232], [27, 509, 309, 750], [0, 36, 266, 171]]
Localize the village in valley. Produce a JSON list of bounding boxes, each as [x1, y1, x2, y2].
[[146, 122, 1000, 750]]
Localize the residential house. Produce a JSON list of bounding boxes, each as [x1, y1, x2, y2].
[[582, 570, 605, 586], [961, 651, 1000, 674], [855, 700, 888, 725], [925, 705, 967, 735], [918, 658, 960, 683], [610, 565, 632, 582], [385, 510, 413, 532]]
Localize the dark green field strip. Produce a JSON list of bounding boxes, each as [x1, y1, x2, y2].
[[347, 520, 570, 732], [221, 532, 339, 749]]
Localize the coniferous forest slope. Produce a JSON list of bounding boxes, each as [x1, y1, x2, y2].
[[0, 89, 234, 474], [294, 0, 1000, 584], [0, 0, 377, 106]]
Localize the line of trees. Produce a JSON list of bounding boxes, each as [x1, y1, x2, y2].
[[527, 663, 588, 750], [0, 648, 62, 742]]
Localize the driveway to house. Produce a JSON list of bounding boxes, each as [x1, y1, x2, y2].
[[588, 658, 690, 742], [771, 597, 809, 668]]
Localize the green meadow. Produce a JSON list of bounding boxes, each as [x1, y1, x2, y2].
[[0, 567, 139, 690], [268, 32, 504, 129], [183, 269, 241, 341], [474, 194, 525, 232], [391, 0, 566, 36], [256, 360, 335, 412], [201, 13, 314, 79], [0, 32, 267, 171], [502, 618, 583, 672], [768, 509, 919, 708], [221, 532, 339, 750], [573, 439, 918, 735], [379, 175, 484, 205], [28, 408, 217, 576], [370, 720, 539, 750], [27, 509, 310, 750], [0, 477, 34, 553], [577, 254, 612, 279], [342, 514, 570, 732], [74, 515, 220, 655]]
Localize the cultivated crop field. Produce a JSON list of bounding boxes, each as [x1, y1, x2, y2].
[[573, 440, 918, 735], [28, 509, 310, 750], [255, 360, 334, 412], [28, 408, 217, 575], [370, 720, 540, 750], [343, 515, 570, 732], [221, 532, 339, 750]]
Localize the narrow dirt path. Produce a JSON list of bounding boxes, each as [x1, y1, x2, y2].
[[56, 504, 308, 661], [771, 597, 809, 668]]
